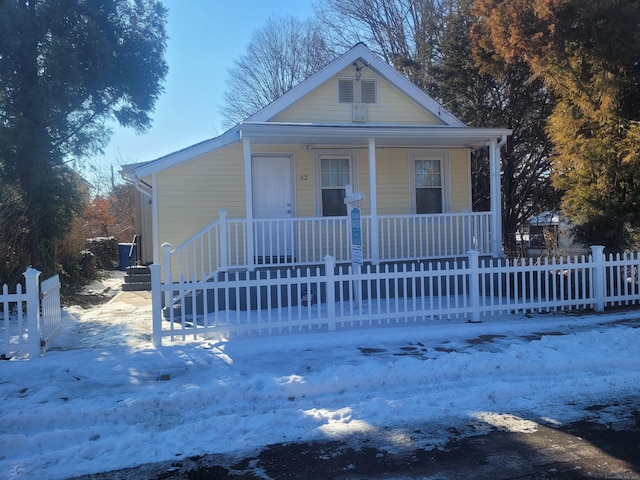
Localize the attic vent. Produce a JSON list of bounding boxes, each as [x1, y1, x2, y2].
[[338, 79, 355, 103], [338, 78, 377, 104], [360, 79, 377, 104], [352, 103, 367, 122]]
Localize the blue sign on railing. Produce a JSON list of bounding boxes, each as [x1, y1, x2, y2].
[[351, 206, 362, 265], [351, 206, 361, 246]]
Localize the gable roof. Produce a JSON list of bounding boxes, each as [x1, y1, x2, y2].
[[125, 43, 507, 180], [246, 43, 465, 127]]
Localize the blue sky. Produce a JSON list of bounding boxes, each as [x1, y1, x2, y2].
[[93, 0, 316, 174]]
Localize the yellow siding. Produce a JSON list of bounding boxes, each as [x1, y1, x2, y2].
[[154, 145, 470, 248], [449, 149, 471, 212], [152, 142, 471, 271], [155, 143, 246, 251], [271, 67, 444, 125], [375, 149, 411, 214], [371, 148, 471, 215]]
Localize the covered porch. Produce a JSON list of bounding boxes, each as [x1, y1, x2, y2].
[[159, 122, 508, 282]]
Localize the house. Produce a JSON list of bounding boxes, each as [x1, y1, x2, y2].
[[121, 43, 511, 281], [526, 211, 587, 257]]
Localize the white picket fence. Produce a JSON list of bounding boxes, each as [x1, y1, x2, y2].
[[150, 245, 640, 346], [0, 269, 62, 359]]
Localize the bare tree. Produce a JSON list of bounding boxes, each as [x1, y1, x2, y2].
[[219, 16, 336, 127], [316, 0, 455, 91]]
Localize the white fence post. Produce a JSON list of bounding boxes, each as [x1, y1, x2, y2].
[[218, 209, 228, 272], [591, 245, 606, 312], [325, 255, 336, 332], [150, 264, 163, 348], [162, 242, 173, 315], [24, 268, 41, 359], [162, 242, 173, 281], [467, 250, 481, 323]]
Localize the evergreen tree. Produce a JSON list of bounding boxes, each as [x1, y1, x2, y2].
[[0, 0, 168, 274], [472, 0, 640, 251]]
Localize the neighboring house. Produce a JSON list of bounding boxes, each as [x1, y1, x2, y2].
[[526, 211, 587, 257], [121, 43, 511, 279]]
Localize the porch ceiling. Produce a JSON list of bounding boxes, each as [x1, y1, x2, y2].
[[239, 122, 511, 149]]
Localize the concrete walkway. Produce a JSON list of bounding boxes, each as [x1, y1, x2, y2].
[[108, 289, 152, 307]]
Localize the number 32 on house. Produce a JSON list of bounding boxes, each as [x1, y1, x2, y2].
[[298, 175, 309, 181]]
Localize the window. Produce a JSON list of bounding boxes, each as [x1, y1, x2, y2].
[[338, 78, 377, 104], [415, 159, 443, 214], [320, 157, 350, 216]]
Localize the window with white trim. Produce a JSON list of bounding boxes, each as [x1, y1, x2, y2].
[[320, 157, 350, 216], [338, 78, 377, 104], [414, 159, 443, 214]]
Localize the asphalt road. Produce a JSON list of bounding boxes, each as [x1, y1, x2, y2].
[[72, 401, 640, 480]]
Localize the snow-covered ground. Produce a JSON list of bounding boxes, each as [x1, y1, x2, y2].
[[1, 270, 639, 480]]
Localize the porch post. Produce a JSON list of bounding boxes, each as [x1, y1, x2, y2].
[[218, 209, 228, 272], [243, 137, 255, 271], [151, 173, 159, 264], [489, 137, 504, 258], [368, 138, 379, 264], [162, 242, 173, 315]]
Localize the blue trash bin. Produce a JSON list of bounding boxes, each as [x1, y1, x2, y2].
[[118, 243, 137, 270]]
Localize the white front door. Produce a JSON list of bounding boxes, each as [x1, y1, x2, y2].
[[252, 156, 293, 261]]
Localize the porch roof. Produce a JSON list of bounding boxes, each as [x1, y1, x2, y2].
[[125, 122, 511, 180], [238, 122, 511, 149]]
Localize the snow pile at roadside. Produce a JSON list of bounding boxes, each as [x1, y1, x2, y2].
[[1, 276, 639, 480]]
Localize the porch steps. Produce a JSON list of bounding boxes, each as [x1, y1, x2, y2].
[[123, 266, 151, 291]]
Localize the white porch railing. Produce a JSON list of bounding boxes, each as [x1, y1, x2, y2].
[[167, 210, 248, 283], [376, 212, 490, 260], [163, 210, 493, 283]]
